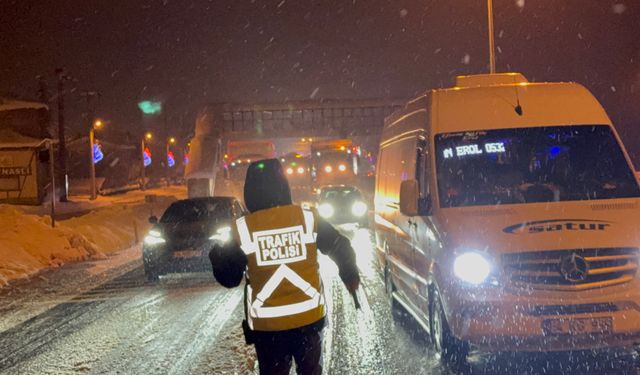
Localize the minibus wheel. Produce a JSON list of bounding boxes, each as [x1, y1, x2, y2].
[[430, 289, 468, 364], [143, 258, 160, 282], [384, 265, 397, 309]]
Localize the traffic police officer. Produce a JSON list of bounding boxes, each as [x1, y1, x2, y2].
[[210, 158, 360, 375]]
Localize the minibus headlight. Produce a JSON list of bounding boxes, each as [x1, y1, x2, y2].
[[286, 167, 294, 175], [324, 165, 333, 173], [144, 229, 166, 245], [453, 252, 491, 285], [210, 226, 232, 243], [318, 203, 334, 218], [351, 201, 367, 217], [297, 167, 305, 174], [338, 164, 347, 172]]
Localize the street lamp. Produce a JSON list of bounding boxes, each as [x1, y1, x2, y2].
[[89, 118, 105, 200], [140, 132, 153, 190], [166, 137, 176, 186], [486, 0, 496, 74]]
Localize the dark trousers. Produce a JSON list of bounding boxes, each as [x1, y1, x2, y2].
[[253, 327, 323, 375]]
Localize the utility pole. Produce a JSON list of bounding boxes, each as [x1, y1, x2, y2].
[[55, 68, 69, 202], [37, 75, 51, 138], [48, 140, 56, 228], [81, 91, 100, 200], [487, 0, 496, 74]]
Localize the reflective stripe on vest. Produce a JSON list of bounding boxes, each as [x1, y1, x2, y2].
[[237, 209, 320, 325], [237, 217, 258, 255]]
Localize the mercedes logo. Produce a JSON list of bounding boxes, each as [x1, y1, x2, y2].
[[559, 253, 590, 282]]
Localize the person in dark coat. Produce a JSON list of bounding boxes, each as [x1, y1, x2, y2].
[[210, 158, 360, 375]]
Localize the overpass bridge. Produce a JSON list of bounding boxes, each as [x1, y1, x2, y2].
[[185, 98, 405, 197], [205, 98, 405, 139]]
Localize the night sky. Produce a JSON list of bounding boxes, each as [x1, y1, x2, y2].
[[1, 1, 639, 159]]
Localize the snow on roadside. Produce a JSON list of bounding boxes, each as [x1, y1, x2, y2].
[[0, 194, 178, 287]]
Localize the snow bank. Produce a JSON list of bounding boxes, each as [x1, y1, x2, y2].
[[0, 195, 177, 287], [0, 98, 48, 112]]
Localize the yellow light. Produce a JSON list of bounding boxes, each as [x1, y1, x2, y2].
[[145, 132, 153, 140], [309, 138, 313, 142], [338, 164, 347, 172], [224, 154, 229, 159], [324, 165, 333, 173], [93, 119, 104, 129], [169, 137, 176, 144], [340, 146, 346, 151], [301, 138, 307, 142], [286, 167, 294, 175]]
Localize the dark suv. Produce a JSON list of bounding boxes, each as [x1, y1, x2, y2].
[[142, 196, 246, 281]]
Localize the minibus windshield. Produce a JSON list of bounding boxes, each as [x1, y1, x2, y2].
[[435, 125, 640, 208]]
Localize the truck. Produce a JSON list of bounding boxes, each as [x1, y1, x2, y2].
[[224, 140, 276, 182], [309, 139, 360, 187]]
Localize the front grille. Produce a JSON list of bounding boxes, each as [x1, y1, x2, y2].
[[503, 248, 639, 291]]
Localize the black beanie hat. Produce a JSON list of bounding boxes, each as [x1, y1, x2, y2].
[[243, 158, 292, 213]]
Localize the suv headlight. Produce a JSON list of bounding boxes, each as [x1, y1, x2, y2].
[[144, 229, 166, 245], [210, 226, 232, 243], [351, 201, 367, 217], [318, 203, 334, 218], [453, 252, 492, 285]]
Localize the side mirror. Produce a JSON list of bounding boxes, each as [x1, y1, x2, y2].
[[400, 179, 432, 217], [148, 216, 158, 224]]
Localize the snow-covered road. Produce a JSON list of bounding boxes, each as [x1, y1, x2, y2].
[[1, 228, 639, 374]]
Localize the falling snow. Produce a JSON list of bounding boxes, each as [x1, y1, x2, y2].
[[612, 3, 627, 14], [310, 87, 320, 99]]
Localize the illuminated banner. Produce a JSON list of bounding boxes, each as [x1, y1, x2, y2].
[[443, 142, 506, 159], [143, 147, 152, 167], [93, 143, 104, 164], [167, 151, 175, 168]]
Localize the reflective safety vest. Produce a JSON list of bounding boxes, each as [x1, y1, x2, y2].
[[235, 205, 325, 331]]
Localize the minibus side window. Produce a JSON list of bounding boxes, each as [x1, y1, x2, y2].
[[376, 146, 388, 200], [416, 138, 429, 197], [385, 143, 401, 204]]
